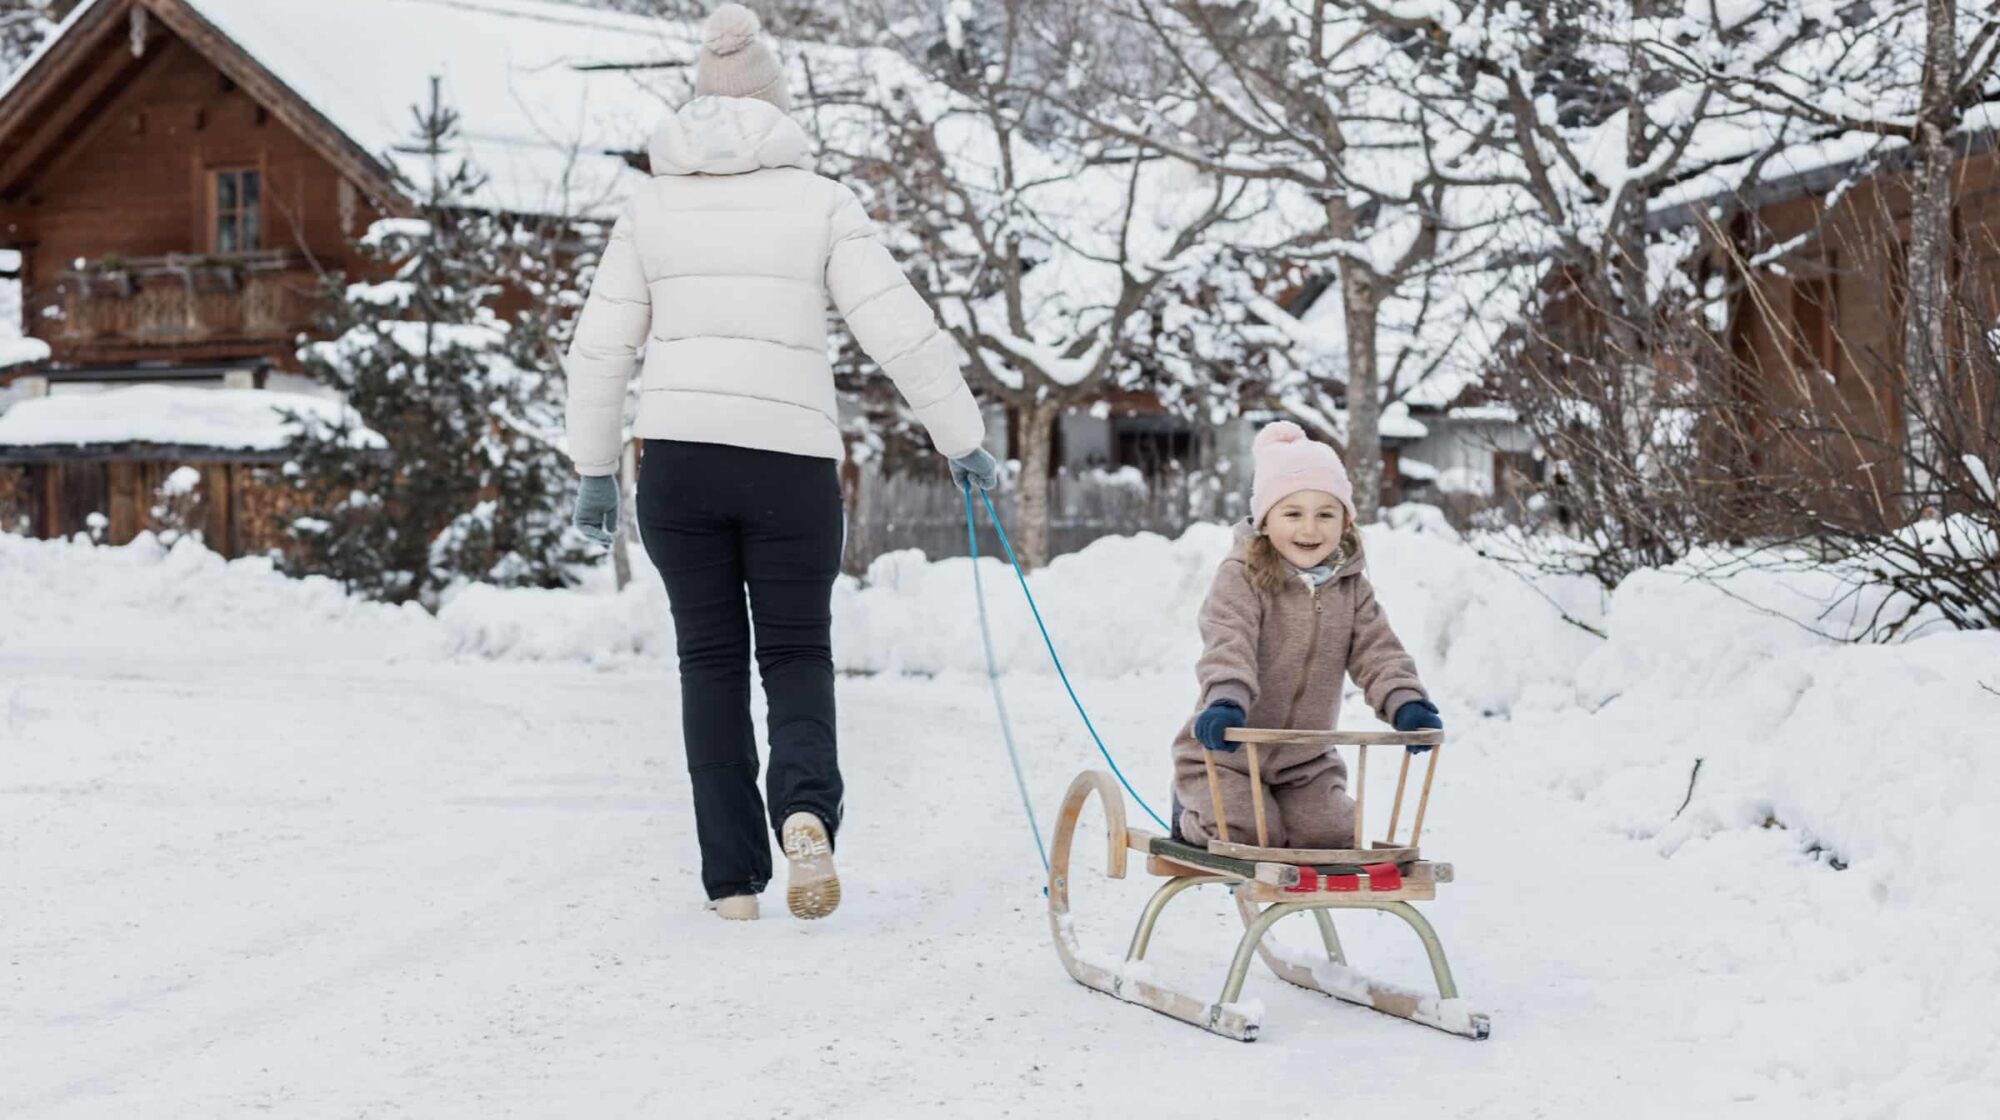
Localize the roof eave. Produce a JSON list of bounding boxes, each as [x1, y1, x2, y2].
[[1649, 115, 2000, 236], [0, 0, 410, 214]]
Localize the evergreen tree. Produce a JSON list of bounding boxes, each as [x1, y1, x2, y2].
[[0, 1, 55, 78], [279, 79, 586, 605]]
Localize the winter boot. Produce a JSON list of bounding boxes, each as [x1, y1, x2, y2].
[[780, 811, 840, 920], [707, 894, 760, 921]]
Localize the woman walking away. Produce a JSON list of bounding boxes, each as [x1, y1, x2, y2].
[[1173, 422, 1444, 848], [563, 4, 999, 922]]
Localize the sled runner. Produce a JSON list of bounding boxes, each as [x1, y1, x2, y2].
[[1047, 728, 1490, 1043]]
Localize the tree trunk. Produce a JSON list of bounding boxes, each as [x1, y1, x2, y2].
[[1014, 398, 1061, 568], [1340, 266, 1384, 525], [1901, 0, 1956, 503]]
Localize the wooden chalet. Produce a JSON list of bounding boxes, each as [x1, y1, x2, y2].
[[1660, 118, 2000, 515], [0, 0, 667, 554]]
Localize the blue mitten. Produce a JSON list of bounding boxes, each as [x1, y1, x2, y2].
[[1194, 700, 1246, 753], [572, 474, 619, 547], [1393, 698, 1443, 753], [949, 447, 1000, 492]]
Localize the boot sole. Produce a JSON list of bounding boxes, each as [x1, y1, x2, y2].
[[781, 817, 840, 920]]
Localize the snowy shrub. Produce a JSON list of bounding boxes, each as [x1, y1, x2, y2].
[[145, 465, 204, 547]]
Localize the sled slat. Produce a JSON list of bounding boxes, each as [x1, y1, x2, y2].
[[1411, 746, 1441, 846], [1207, 841, 1418, 865], [1387, 749, 1413, 845], [1201, 750, 1230, 844], [1147, 854, 1214, 878], [1225, 728, 1444, 748], [1125, 828, 1163, 854], [1354, 744, 1368, 851], [1245, 743, 1269, 847]]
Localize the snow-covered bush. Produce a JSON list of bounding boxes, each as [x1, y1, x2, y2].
[[145, 465, 204, 548]]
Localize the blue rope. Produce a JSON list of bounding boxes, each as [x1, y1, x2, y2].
[[967, 488, 1171, 834], [964, 485, 1048, 871]]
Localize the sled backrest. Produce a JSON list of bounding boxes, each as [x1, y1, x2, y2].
[[1208, 728, 1446, 850]]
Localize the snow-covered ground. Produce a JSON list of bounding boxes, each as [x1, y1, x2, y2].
[[3, 523, 1995, 1118]]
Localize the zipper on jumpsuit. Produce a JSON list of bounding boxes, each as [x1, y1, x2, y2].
[[1283, 583, 1324, 727]]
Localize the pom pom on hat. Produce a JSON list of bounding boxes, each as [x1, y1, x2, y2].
[[693, 3, 792, 111], [1253, 419, 1308, 453], [702, 3, 761, 55]]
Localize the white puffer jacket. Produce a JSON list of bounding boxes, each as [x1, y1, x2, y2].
[[563, 96, 985, 476]]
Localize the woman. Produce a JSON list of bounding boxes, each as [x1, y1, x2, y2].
[[563, 4, 997, 922]]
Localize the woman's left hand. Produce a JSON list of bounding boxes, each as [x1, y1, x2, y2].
[[949, 447, 1000, 492]]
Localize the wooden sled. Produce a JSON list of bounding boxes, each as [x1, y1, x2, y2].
[[1047, 728, 1491, 1042]]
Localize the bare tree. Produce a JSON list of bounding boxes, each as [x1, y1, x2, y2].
[[1322, 0, 1820, 577], [1047, 0, 1512, 524], [807, 0, 1279, 567]]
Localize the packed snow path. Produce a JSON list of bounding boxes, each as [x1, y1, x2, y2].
[[3, 532, 1991, 1117]]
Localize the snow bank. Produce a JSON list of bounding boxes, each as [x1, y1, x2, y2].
[[0, 336, 48, 369], [0, 531, 440, 666], [436, 577, 670, 663], [7, 518, 1991, 916]]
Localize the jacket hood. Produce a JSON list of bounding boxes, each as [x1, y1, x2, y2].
[[648, 95, 810, 176], [1227, 517, 1367, 579]]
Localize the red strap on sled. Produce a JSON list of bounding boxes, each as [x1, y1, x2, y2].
[[1362, 862, 1403, 891], [1285, 866, 1395, 894]]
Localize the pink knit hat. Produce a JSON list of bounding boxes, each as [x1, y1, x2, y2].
[[1250, 421, 1355, 527]]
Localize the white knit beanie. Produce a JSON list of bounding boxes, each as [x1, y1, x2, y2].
[[693, 4, 791, 111]]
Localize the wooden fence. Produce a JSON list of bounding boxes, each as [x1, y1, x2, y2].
[[841, 465, 1244, 573]]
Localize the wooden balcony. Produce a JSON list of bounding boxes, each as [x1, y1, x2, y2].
[[50, 250, 323, 354]]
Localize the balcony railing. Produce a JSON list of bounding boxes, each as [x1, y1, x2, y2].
[[52, 251, 321, 347]]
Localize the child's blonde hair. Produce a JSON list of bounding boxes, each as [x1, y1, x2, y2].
[[1246, 521, 1364, 596]]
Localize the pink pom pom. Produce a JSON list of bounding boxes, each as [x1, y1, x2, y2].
[[1254, 420, 1307, 452]]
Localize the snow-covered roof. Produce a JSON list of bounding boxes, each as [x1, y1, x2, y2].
[[1445, 404, 1520, 424], [168, 0, 691, 219], [0, 337, 46, 370], [1397, 456, 1439, 483], [1652, 101, 2000, 230], [0, 386, 381, 451]]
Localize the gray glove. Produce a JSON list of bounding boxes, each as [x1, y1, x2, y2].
[[572, 474, 619, 547], [949, 447, 1000, 492]]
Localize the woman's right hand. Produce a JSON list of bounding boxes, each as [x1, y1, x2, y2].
[[572, 474, 619, 547], [1193, 700, 1246, 753]]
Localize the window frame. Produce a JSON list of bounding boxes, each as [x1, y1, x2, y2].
[[208, 165, 263, 255]]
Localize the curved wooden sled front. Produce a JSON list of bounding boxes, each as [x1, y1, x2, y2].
[[1046, 729, 1490, 1042]]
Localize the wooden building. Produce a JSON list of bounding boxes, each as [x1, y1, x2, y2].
[[0, 0, 662, 552], [0, 0, 411, 378], [1660, 125, 2000, 514]]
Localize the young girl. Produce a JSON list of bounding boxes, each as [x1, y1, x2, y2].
[[1173, 421, 1443, 849]]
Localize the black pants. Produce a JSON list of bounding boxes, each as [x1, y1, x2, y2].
[[636, 440, 844, 901]]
